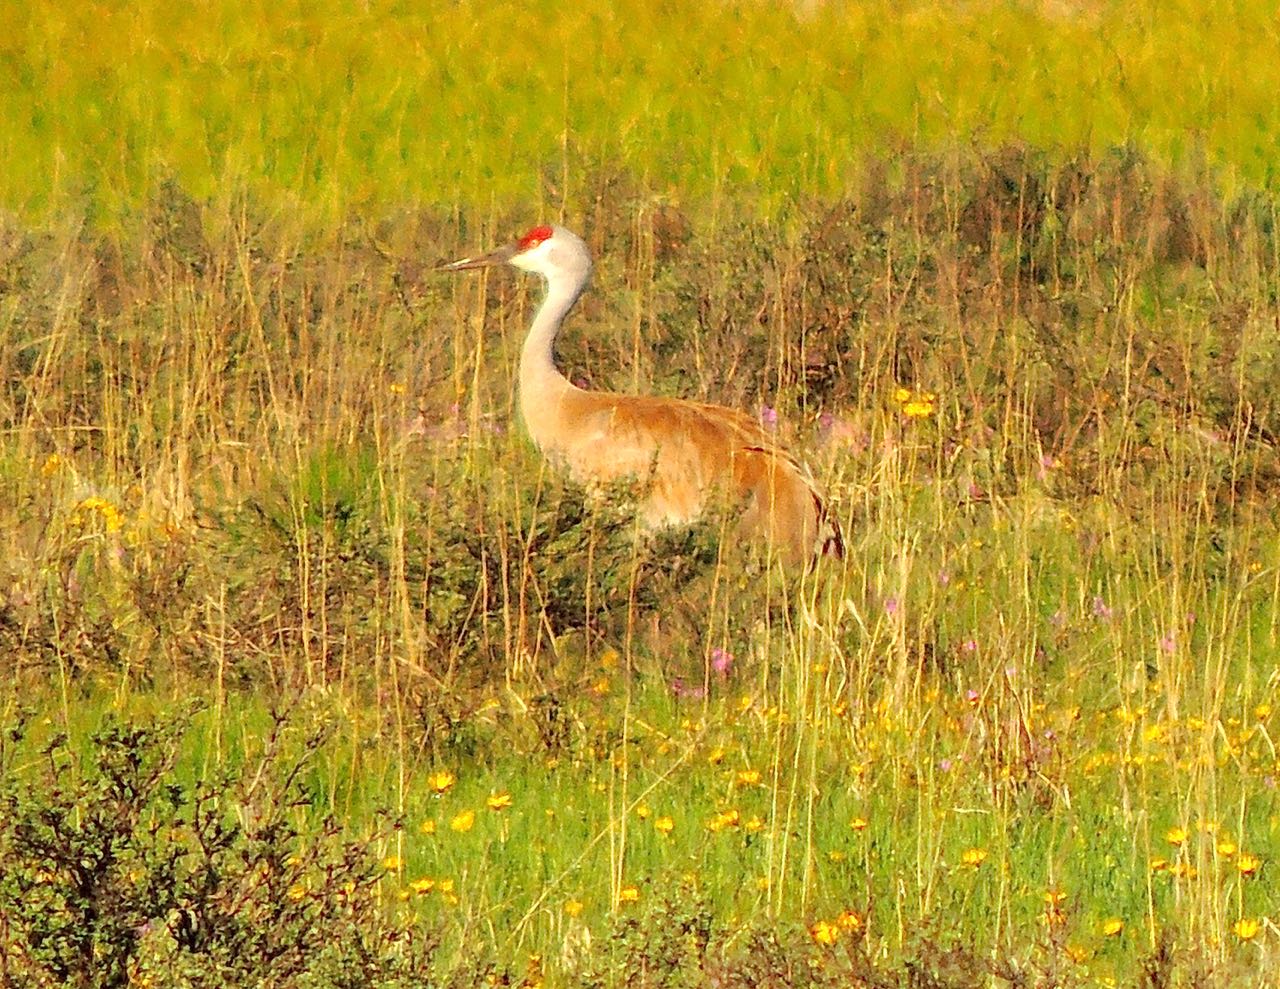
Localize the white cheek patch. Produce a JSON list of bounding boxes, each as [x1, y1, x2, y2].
[[512, 238, 556, 272]]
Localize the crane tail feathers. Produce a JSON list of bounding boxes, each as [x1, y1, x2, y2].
[[739, 444, 843, 565]]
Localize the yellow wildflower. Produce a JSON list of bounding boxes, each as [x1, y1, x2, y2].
[[450, 809, 476, 833], [707, 809, 740, 833], [77, 496, 125, 532], [1102, 918, 1124, 937], [486, 791, 513, 812], [892, 387, 911, 404], [736, 769, 762, 787], [618, 885, 640, 904], [1042, 889, 1067, 927], [428, 770, 456, 795], [419, 819, 436, 835], [654, 816, 675, 836], [1234, 917, 1261, 941], [409, 877, 435, 895], [1217, 838, 1237, 857], [810, 919, 840, 946], [40, 453, 63, 477], [836, 909, 863, 932], [634, 803, 650, 819], [1237, 854, 1261, 876], [849, 817, 869, 831], [707, 747, 727, 766], [902, 399, 935, 419], [1164, 826, 1188, 846], [382, 855, 402, 871], [961, 847, 988, 868], [744, 815, 765, 834], [564, 899, 584, 918]]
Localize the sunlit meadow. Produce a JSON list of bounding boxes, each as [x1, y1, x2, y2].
[[3, 1, 1280, 985]]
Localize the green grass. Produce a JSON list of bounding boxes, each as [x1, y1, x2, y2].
[[4, 1, 1280, 985], [4, 0, 1280, 222]]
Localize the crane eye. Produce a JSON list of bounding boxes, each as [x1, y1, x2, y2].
[[518, 225, 554, 251]]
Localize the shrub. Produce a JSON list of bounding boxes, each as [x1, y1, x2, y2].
[[0, 709, 447, 988]]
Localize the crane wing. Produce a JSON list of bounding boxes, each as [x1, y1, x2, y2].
[[544, 390, 842, 563]]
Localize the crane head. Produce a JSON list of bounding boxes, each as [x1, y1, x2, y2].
[[438, 225, 591, 283]]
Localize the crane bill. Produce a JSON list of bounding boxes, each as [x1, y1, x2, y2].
[[437, 243, 518, 272]]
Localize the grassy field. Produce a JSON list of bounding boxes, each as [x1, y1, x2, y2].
[[4, 1, 1280, 986], [4, 0, 1280, 220]]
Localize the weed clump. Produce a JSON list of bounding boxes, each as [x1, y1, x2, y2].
[[0, 709, 452, 989]]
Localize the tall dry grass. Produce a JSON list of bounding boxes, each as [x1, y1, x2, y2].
[[2, 145, 1279, 980]]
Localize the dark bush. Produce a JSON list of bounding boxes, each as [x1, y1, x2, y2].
[[0, 709, 450, 989]]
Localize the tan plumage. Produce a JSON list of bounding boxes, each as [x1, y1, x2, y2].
[[440, 225, 842, 566]]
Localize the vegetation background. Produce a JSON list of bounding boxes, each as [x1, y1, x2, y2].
[[3, 0, 1280, 985]]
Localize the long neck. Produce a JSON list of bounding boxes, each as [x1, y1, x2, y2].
[[518, 270, 586, 442]]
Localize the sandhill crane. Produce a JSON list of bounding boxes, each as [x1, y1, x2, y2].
[[439, 225, 843, 566]]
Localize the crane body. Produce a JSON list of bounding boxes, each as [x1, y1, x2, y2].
[[440, 225, 843, 565]]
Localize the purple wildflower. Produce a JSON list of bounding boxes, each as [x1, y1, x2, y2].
[[710, 648, 734, 678]]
